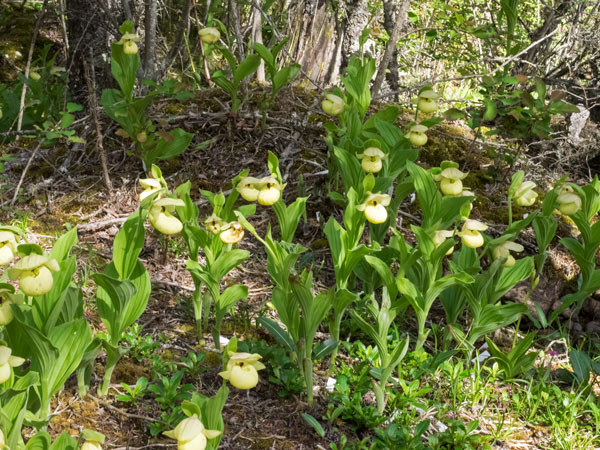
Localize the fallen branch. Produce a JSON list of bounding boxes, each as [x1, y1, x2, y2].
[[83, 48, 113, 194]]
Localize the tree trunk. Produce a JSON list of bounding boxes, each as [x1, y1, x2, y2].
[[286, 0, 341, 87], [372, 0, 409, 99], [340, 0, 369, 69]]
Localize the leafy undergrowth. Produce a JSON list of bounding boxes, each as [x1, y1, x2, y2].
[[1, 88, 600, 450]]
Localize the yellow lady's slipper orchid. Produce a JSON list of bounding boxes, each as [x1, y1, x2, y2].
[[356, 193, 392, 224], [139, 178, 162, 201], [433, 230, 455, 255], [0, 231, 18, 266], [357, 147, 386, 173], [237, 177, 261, 202], [164, 416, 221, 450], [514, 181, 538, 207], [29, 71, 41, 81], [492, 241, 524, 267], [118, 32, 141, 55], [417, 90, 440, 113], [220, 222, 244, 244], [148, 198, 186, 235], [8, 254, 60, 296], [440, 167, 468, 196], [204, 214, 226, 235], [458, 219, 488, 249], [0, 345, 25, 384], [406, 124, 428, 147], [556, 185, 581, 216], [199, 27, 221, 44], [219, 352, 266, 389], [256, 176, 284, 206], [322, 93, 344, 116], [81, 441, 103, 450]]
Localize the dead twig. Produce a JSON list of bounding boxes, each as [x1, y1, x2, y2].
[[83, 48, 113, 194], [16, 0, 49, 139], [8, 139, 44, 207]]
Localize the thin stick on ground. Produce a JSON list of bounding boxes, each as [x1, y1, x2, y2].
[[9, 139, 44, 207], [83, 48, 113, 194], [15, 0, 49, 140]]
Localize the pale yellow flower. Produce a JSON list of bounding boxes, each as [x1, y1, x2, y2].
[[219, 222, 244, 244], [357, 193, 392, 224], [148, 198, 185, 235], [81, 441, 103, 450], [164, 416, 221, 450], [0, 285, 21, 326], [255, 176, 284, 206], [417, 90, 440, 113], [219, 353, 266, 389], [118, 32, 140, 55], [433, 230, 455, 255], [0, 231, 18, 266], [406, 124, 428, 147], [514, 181, 538, 207], [459, 219, 488, 249], [237, 177, 261, 202], [492, 241, 524, 267], [204, 214, 226, 235], [440, 167, 468, 196], [357, 147, 386, 173], [0, 345, 25, 384], [8, 254, 60, 296], [322, 94, 344, 116], [139, 178, 162, 201], [556, 185, 581, 216], [199, 27, 221, 44]]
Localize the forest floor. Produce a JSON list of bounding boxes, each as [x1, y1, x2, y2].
[[0, 86, 599, 449]]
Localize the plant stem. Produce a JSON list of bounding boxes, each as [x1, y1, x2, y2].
[[192, 282, 203, 341], [303, 357, 314, 407], [328, 313, 343, 373]]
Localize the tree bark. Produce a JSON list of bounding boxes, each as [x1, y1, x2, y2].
[[143, 0, 158, 79], [340, 0, 369, 70], [253, 1, 266, 83], [286, 0, 341, 87], [371, 0, 409, 99]]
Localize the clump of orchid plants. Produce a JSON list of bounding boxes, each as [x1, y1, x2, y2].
[[174, 169, 255, 346]]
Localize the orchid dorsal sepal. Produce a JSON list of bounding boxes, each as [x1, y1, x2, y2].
[[8, 253, 60, 297], [164, 416, 222, 450], [219, 352, 266, 389]]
